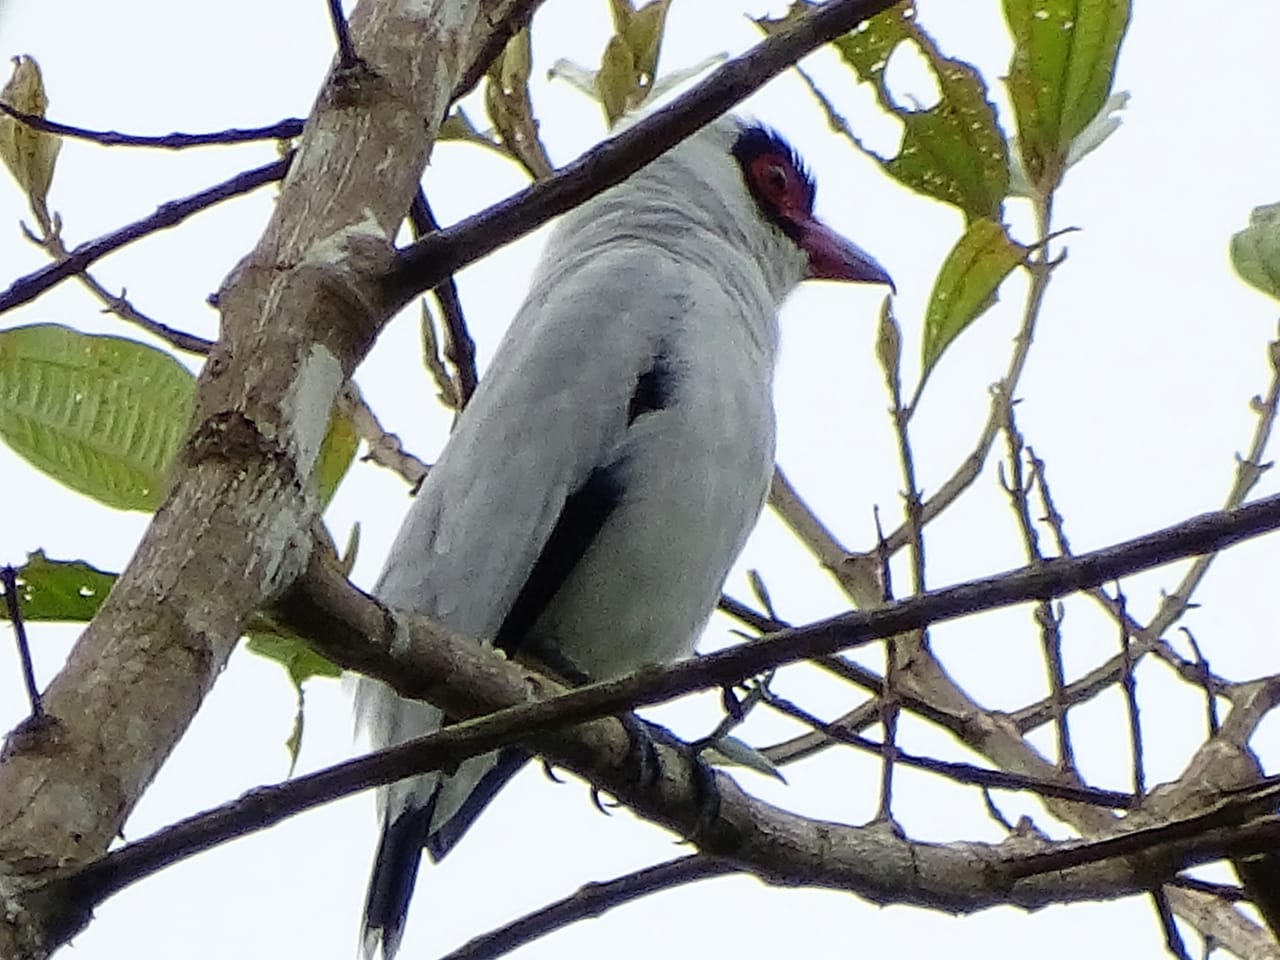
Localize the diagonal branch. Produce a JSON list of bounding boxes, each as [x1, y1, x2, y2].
[[383, 0, 902, 308], [0, 155, 290, 315]]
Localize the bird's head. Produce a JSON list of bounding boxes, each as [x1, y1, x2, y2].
[[726, 120, 893, 294]]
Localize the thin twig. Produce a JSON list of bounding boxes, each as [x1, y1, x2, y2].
[[1115, 586, 1146, 796], [761, 689, 1133, 808], [0, 102, 304, 148], [327, 0, 359, 69], [409, 189, 478, 406], [1000, 410, 1074, 771], [438, 856, 736, 960], [0, 155, 291, 315], [340, 382, 429, 487], [1180, 628, 1221, 737], [1, 566, 42, 718], [1153, 888, 1194, 960], [22, 223, 214, 354], [1011, 329, 1280, 730]]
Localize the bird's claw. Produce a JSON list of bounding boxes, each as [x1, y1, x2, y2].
[[687, 739, 722, 840], [619, 713, 663, 791]]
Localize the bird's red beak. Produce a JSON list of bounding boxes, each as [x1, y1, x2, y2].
[[800, 218, 894, 291]]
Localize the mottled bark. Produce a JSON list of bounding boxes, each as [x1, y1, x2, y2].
[[0, 2, 532, 956]]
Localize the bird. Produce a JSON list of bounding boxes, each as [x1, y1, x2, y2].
[[353, 114, 893, 959]]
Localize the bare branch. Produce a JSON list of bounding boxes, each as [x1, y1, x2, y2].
[[0, 102, 304, 148], [438, 857, 736, 960], [0, 155, 290, 315]]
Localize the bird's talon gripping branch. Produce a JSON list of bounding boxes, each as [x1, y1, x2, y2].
[[619, 712, 664, 792], [687, 742, 724, 842]]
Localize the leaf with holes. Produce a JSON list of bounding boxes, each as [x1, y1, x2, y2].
[[624, 0, 673, 93], [922, 219, 1028, 379], [2, 551, 116, 622], [484, 28, 553, 179], [0, 324, 195, 511], [1231, 203, 1280, 302], [759, 2, 1007, 221], [1003, 0, 1130, 194]]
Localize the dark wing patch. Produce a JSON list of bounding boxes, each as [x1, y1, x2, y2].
[[627, 350, 674, 424], [493, 463, 625, 657], [495, 352, 674, 659]]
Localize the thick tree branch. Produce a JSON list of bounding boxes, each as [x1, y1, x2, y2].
[[39, 492, 1280, 941]]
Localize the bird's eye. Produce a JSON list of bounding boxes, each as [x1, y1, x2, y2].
[[761, 163, 789, 197]]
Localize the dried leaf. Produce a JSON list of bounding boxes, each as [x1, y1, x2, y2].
[[0, 55, 61, 212]]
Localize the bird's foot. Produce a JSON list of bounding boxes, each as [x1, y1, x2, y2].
[[685, 738, 722, 841], [619, 712, 663, 791]]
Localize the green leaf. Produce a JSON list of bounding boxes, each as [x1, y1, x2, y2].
[[1, 551, 116, 622], [0, 324, 195, 510], [245, 629, 341, 689], [921, 219, 1028, 378], [625, 0, 673, 88], [759, 3, 1008, 222], [246, 631, 342, 760], [245, 628, 341, 774], [1231, 203, 1280, 301], [314, 406, 358, 508], [596, 35, 636, 127], [1003, 0, 1131, 194], [484, 29, 553, 179], [437, 107, 506, 157]]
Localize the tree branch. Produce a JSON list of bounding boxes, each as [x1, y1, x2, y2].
[[0, 155, 290, 315], [383, 0, 901, 308]]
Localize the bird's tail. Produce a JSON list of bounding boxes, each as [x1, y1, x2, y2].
[[359, 746, 530, 959], [361, 803, 433, 960]]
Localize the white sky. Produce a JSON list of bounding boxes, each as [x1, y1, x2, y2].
[[3, 1, 1280, 958]]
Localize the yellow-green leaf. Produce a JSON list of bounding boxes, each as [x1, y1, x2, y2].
[[1003, 0, 1130, 194], [0, 324, 195, 511], [438, 107, 505, 156], [484, 29, 553, 178], [596, 35, 636, 127], [760, 3, 1007, 222], [1, 551, 116, 622], [922, 219, 1028, 377], [1231, 203, 1280, 302], [0, 55, 61, 210], [625, 0, 673, 87], [314, 406, 358, 507], [245, 628, 342, 774]]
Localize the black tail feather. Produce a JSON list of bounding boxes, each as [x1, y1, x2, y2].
[[362, 805, 433, 960], [361, 748, 529, 958]]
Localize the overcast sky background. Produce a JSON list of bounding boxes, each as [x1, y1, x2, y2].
[[3, 1, 1280, 958]]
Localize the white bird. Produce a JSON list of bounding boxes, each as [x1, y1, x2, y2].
[[354, 114, 892, 959]]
